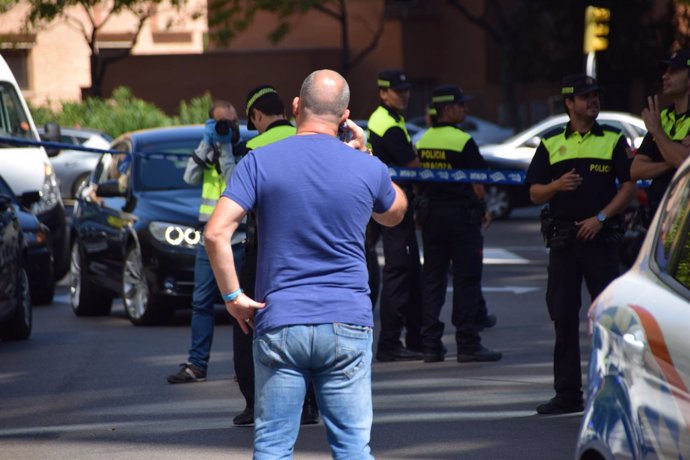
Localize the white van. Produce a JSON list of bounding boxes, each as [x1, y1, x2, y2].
[[0, 54, 68, 280]]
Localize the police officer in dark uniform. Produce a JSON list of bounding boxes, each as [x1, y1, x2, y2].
[[415, 85, 502, 364], [526, 74, 636, 414], [632, 48, 690, 222], [232, 85, 319, 426], [367, 69, 423, 361]]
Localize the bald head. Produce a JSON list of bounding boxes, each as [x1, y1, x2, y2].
[[298, 69, 350, 123]]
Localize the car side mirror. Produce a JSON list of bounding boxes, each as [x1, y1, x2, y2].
[[524, 136, 541, 148], [20, 191, 41, 208], [42, 122, 62, 158], [95, 180, 125, 198]]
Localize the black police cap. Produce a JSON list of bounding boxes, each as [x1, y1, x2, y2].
[[245, 85, 279, 130], [660, 48, 690, 70], [431, 85, 473, 105], [377, 70, 412, 90], [561, 74, 602, 97]]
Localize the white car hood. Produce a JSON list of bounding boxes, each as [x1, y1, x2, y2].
[[0, 147, 47, 194]]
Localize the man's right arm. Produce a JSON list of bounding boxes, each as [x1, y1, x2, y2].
[[630, 153, 672, 181], [372, 182, 407, 227]]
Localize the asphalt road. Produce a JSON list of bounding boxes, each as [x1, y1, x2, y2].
[[0, 206, 591, 459]]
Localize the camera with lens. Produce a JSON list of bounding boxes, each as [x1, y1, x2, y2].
[[215, 119, 231, 136]]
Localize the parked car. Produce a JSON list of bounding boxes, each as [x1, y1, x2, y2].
[[0, 186, 31, 341], [70, 125, 245, 326], [480, 111, 648, 219], [0, 175, 54, 305], [0, 54, 69, 282], [575, 156, 690, 459], [38, 126, 112, 200], [409, 115, 515, 146]]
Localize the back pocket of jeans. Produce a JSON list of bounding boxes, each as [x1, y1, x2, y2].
[[333, 323, 372, 379]]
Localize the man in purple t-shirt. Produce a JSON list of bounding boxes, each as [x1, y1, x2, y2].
[[204, 69, 407, 459]]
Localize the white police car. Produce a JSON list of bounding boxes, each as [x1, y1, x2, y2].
[[576, 155, 690, 459]]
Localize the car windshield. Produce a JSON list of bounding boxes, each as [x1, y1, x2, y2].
[[134, 138, 201, 191], [0, 82, 36, 142]]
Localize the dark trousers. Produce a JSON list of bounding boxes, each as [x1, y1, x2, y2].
[[546, 241, 620, 401], [376, 203, 423, 351], [365, 220, 381, 308], [420, 207, 484, 354]]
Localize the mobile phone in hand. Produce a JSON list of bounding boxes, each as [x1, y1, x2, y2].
[[338, 122, 353, 142]]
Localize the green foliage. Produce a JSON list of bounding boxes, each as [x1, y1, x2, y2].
[[174, 92, 213, 125], [29, 87, 213, 138], [208, 0, 332, 46]]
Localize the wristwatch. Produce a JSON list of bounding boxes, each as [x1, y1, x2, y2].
[[596, 212, 607, 223]]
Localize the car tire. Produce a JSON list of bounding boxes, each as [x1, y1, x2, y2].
[[0, 262, 32, 340], [69, 241, 113, 316], [485, 185, 513, 220], [122, 246, 173, 326]]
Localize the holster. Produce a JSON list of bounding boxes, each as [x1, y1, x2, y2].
[[540, 207, 577, 249]]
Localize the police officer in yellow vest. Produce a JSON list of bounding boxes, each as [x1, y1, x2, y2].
[[415, 85, 502, 364], [367, 69, 424, 361], [526, 74, 635, 414], [231, 85, 318, 426], [632, 48, 690, 221], [167, 100, 241, 384]]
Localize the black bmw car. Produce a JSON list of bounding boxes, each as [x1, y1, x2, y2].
[[69, 126, 245, 326], [0, 175, 55, 306], [0, 184, 31, 341]]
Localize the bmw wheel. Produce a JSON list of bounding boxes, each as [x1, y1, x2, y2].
[[69, 240, 113, 316], [0, 263, 31, 340], [485, 185, 512, 220], [122, 246, 172, 326]]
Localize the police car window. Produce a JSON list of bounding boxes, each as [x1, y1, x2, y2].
[[0, 82, 36, 141], [654, 172, 690, 292]]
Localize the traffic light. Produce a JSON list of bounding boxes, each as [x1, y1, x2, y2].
[[583, 6, 610, 53]]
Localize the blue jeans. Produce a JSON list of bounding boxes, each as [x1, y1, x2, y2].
[[253, 323, 374, 460], [188, 241, 244, 372]]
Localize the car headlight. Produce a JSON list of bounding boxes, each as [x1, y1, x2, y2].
[[24, 227, 48, 247], [149, 221, 201, 249], [31, 162, 62, 215]]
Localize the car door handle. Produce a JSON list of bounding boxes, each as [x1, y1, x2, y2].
[[623, 332, 645, 355]]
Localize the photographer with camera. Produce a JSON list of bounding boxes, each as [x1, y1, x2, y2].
[[167, 100, 242, 384], [526, 75, 635, 415]]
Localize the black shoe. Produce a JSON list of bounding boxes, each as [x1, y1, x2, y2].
[[301, 403, 320, 425], [536, 397, 584, 415], [233, 406, 254, 426], [479, 314, 497, 330], [167, 363, 206, 384], [423, 352, 445, 363], [456, 346, 502, 363], [376, 346, 423, 362]]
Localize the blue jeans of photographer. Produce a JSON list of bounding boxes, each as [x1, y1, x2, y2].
[[253, 323, 374, 460], [188, 241, 244, 372]]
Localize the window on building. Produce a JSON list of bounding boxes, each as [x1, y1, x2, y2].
[[3, 49, 29, 90]]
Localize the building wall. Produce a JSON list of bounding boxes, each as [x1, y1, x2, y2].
[[0, 0, 207, 106]]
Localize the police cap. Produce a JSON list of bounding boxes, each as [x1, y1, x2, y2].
[[560, 74, 602, 97], [377, 70, 412, 90], [431, 85, 473, 105], [245, 84, 280, 130], [660, 48, 690, 71]]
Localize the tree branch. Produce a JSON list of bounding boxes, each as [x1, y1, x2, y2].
[[446, 0, 504, 44]]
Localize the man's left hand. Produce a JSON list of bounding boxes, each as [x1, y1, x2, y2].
[[225, 293, 266, 335], [575, 216, 603, 241]]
